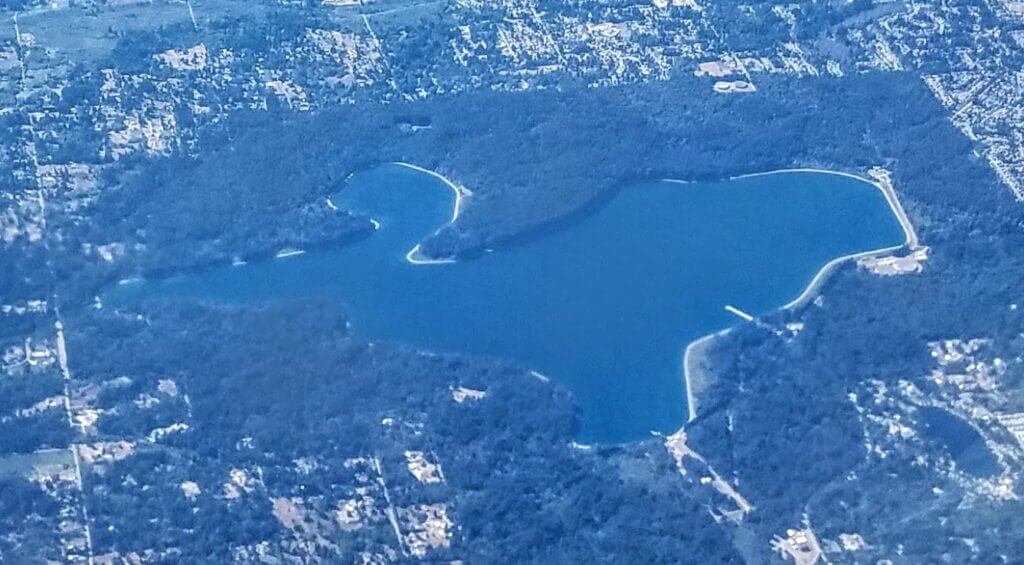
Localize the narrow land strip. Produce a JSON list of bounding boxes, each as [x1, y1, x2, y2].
[[391, 162, 471, 265]]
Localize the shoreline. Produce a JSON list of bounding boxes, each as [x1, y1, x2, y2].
[[275, 249, 306, 259], [392, 162, 470, 265], [107, 164, 918, 436], [680, 166, 920, 424], [728, 167, 918, 249], [405, 243, 457, 265], [387, 164, 919, 424], [682, 331, 726, 422]]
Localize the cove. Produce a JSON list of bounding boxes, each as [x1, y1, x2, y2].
[[105, 165, 906, 443]]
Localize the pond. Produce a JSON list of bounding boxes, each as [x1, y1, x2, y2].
[[918, 406, 1000, 477]]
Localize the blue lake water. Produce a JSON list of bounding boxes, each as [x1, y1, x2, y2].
[[106, 165, 905, 443], [918, 406, 999, 477]]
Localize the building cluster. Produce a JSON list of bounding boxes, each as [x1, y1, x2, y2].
[[3, 0, 1024, 258], [226, 416, 457, 562], [857, 0, 1024, 202], [771, 523, 823, 565], [851, 338, 1024, 507], [0, 298, 201, 562], [925, 71, 1024, 201], [0, 298, 466, 562], [447, 0, 716, 90], [0, 311, 94, 562]]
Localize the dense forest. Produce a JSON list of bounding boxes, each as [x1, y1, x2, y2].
[[55, 300, 743, 562], [44, 69, 1017, 307]]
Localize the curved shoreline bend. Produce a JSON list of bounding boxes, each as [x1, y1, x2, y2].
[[681, 166, 921, 423], [386, 164, 918, 424], [392, 162, 471, 265]]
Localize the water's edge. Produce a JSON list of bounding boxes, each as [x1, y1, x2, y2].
[[681, 166, 920, 426], [107, 164, 912, 442]]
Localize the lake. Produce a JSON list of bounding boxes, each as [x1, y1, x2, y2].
[[106, 165, 906, 443]]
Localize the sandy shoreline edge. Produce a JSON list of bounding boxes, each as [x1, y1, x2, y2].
[[387, 164, 920, 426], [680, 167, 920, 423], [392, 162, 470, 265]]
